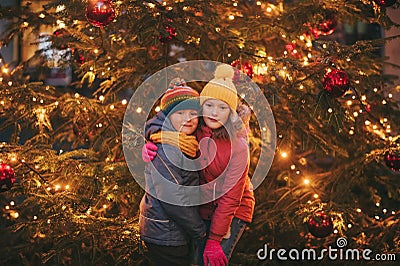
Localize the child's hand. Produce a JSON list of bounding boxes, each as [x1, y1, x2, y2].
[[237, 103, 251, 125], [203, 239, 228, 266], [142, 142, 157, 162]]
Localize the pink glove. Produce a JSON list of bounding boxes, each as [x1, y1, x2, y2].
[[142, 142, 158, 162], [203, 239, 228, 266]]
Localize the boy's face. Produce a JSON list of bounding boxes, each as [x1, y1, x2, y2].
[[169, 109, 199, 135]]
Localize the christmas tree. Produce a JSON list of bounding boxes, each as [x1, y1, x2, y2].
[[1, 0, 400, 265]]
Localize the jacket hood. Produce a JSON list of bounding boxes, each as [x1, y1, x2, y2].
[[145, 111, 176, 140]]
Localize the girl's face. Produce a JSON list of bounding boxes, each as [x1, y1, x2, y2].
[[169, 109, 199, 135], [202, 99, 231, 130]]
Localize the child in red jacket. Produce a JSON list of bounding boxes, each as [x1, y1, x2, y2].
[[196, 64, 254, 266]]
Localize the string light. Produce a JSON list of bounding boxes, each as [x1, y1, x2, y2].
[[356, 208, 362, 213], [56, 4, 66, 12], [280, 151, 288, 158], [122, 99, 127, 105], [303, 179, 310, 185], [10, 155, 17, 162], [155, 106, 161, 112], [11, 211, 19, 219]]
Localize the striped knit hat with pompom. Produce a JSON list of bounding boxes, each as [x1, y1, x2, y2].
[[160, 78, 200, 116], [200, 64, 238, 110]]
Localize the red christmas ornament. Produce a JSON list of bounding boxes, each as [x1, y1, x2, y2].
[[242, 62, 253, 78], [0, 163, 16, 192], [310, 14, 337, 38], [307, 211, 334, 238], [231, 60, 253, 83], [158, 25, 177, 44], [374, 0, 397, 7], [285, 43, 301, 59], [323, 69, 350, 97], [384, 152, 400, 172], [86, 0, 116, 27]]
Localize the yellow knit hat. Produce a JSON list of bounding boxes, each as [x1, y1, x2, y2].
[[200, 64, 238, 110]]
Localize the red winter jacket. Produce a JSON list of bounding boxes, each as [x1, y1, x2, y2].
[[197, 126, 255, 242]]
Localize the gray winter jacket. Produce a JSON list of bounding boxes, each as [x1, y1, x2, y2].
[[139, 112, 206, 246]]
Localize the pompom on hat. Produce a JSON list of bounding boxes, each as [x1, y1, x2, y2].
[[200, 64, 238, 110], [160, 78, 200, 116]]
